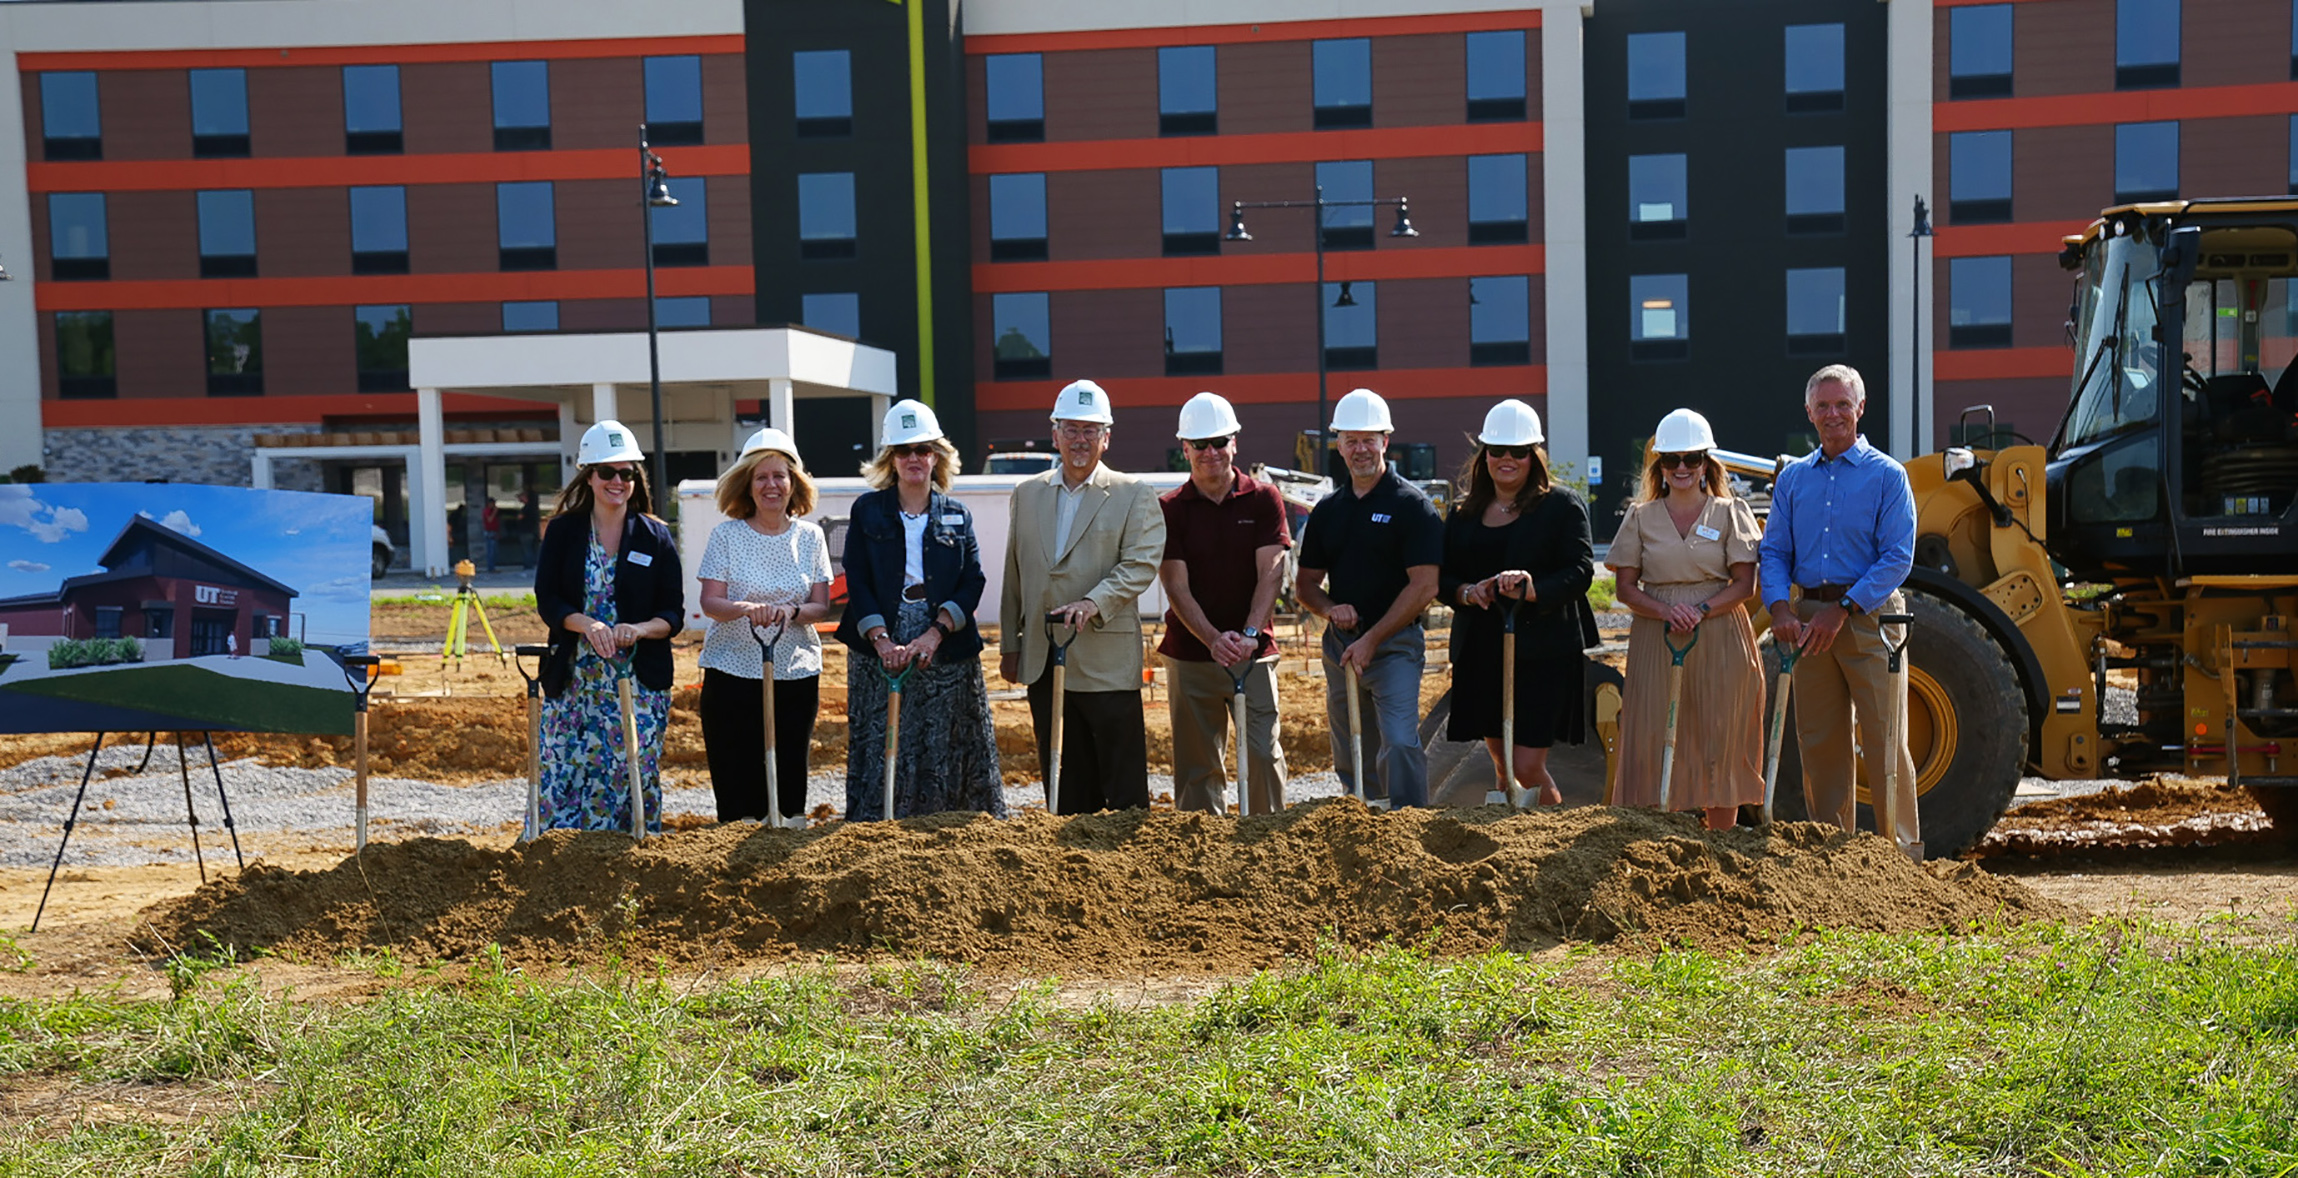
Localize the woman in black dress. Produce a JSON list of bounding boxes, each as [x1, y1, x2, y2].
[[1437, 399, 1599, 805]]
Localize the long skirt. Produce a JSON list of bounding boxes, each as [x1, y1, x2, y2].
[[1610, 580, 1766, 811], [843, 600, 1007, 821], [538, 663, 670, 834]]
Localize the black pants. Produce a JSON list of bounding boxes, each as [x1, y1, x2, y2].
[[1027, 667, 1149, 814], [700, 667, 819, 821]]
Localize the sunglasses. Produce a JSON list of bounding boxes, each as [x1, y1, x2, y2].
[[1184, 435, 1234, 451], [889, 443, 938, 458], [592, 466, 640, 483], [1656, 452, 1704, 470], [1484, 445, 1534, 460]]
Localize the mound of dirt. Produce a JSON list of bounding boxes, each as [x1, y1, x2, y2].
[[142, 801, 2069, 972], [1978, 778, 2278, 856]]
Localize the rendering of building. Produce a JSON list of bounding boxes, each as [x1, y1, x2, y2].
[[0, 513, 297, 660]]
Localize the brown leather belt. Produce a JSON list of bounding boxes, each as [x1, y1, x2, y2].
[[1800, 584, 1853, 602], [901, 584, 928, 602]]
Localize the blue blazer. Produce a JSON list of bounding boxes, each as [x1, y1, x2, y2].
[[835, 488, 987, 663], [534, 510, 685, 697]]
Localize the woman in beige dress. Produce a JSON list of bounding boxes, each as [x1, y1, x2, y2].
[[1605, 408, 1765, 827]]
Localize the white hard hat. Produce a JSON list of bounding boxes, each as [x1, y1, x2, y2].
[[1652, 407, 1717, 453], [1329, 388, 1394, 433], [1477, 399, 1544, 447], [578, 420, 644, 466], [1050, 379, 1115, 424], [881, 399, 945, 447], [739, 427, 805, 469], [1175, 391, 1241, 440]]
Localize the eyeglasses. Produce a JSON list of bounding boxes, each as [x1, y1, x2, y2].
[[1057, 424, 1108, 441], [1484, 445, 1533, 460], [889, 443, 938, 458], [1183, 435, 1234, 451], [1656, 452, 1704, 470], [592, 466, 640, 483]]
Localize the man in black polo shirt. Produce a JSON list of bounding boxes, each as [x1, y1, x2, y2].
[[1295, 388, 1444, 807]]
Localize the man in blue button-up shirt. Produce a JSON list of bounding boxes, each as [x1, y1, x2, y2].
[[1759, 365, 1921, 859]]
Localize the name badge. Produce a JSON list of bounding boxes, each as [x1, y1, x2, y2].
[[1693, 524, 1722, 541], [1371, 512, 1392, 523], [940, 513, 966, 526], [627, 551, 653, 567]]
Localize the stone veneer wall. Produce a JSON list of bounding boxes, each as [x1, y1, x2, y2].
[[42, 425, 328, 491]]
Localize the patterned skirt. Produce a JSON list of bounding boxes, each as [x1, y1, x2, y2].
[[844, 600, 1007, 821], [538, 659, 671, 834]]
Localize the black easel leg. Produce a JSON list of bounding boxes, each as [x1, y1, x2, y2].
[[132, 731, 158, 775], [175, 733, 207, 885], [202, 732, 244, 870], [32, 733, 107, 934]]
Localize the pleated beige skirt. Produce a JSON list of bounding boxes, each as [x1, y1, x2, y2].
[[1609, 579, 1766, 811]]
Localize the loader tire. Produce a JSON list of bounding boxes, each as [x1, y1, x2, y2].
[[1418, 660, 1624, 808], [1763, 590, 2026, 859]]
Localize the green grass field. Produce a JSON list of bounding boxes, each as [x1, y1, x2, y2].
[[0, 660, 353, 735], [3, 922, 2294, 1175]]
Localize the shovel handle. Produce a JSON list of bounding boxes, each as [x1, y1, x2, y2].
[[617, 675, 645, 839], [1343, 662, 1366, 803]]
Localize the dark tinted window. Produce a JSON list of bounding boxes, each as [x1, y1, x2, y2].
[[992, 292, 1051, 379], [2290, 117, 2298, 192], [802, 292, 860, 338], [1161, 167, 1220, 256], [55, 311, 116, 398], [1465, 30, 1527, 121], [1324, 281, 1376, 369], [2116, 121, 2179, 201], [1786, 267, 1846, 355], [197, 190, 257, 277], [189, 68, 249, 157], [1313, 38, 1372, 128], [1783, 24, 1844, 112], [497, 181, 556, 270], [491, 60, 551, 150], [1627, 32, 1686, 119], [1949, 5, 2014, 98], [1159, 45, 1217, 135], [342, 65, 402, 152], [40, 72, 101, 159], [205, 308, 264, 395], [1628, 154, 1686, 240], [798, 172, 856, 259], [47, 193, 108, 280], [354, 304, 412, 392], [1949, 255, 2012, 347], [1949, 131, 2012, 223], [791, 51, 849, 139], [985, 54, 1044, 141], [349, 185, 409, 274], [1468, 153, 1529, 244], [1316, 159, 1374, 249], [502, 301, 559, 332], [1164, 287, 1222, 375], [1784, 145, 1845, 234], [1469, 275, 1530, 366], [2117, 0, 2180, 88], [650, 177, 708, 266], [654, 297, 712, 329], [1631, 273, 1688, 361], [646, 55, 705, 144], [989, 173, 1048, 261]]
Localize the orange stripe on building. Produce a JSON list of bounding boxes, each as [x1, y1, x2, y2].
[[1934, 220, 2092, 258], [1932, 347, 2072, 381], [17, 35, 745, 72], [970, 245, 1544, 293], [41, 392, 548, 428], [1934, 81, 2298, 133], [34, 266, 755, 312], [26, 144, 749, 193], [971, 122, 1540, 174], [975, 365, 1546, 411], [963, 10, 1539, 55]]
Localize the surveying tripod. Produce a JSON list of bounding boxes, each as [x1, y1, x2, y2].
[[441, 559, 508, 671]]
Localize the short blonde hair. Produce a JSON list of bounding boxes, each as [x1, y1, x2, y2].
[[715, 448, 818, 519], [861, 436, 961, 492], [1805, 364, 1866, 405]]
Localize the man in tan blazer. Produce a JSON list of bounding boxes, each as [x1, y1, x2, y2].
[[1000, 378, 1168, 813]]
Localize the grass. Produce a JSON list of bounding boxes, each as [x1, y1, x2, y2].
[[2, 923, 2296, 1174], [373, 589, 538, 610], [0, 662, 354, 736]]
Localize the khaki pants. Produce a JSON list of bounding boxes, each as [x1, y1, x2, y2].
[[1792, 593, 1922, 856], [1165, 655, 1287, 815]]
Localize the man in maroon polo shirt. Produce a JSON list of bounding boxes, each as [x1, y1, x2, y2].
[[1157, 392, 1293, 815]]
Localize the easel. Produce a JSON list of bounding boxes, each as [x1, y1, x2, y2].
[[440, 559, 507, 672], [32, 731, 246, 933]]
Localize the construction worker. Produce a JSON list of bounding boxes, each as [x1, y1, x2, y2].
[[1760, 364, 1920, 859], [1157, 391, 1292, 815], [1294, 388, 1445, 808], [1000, 379, 1167, 813]]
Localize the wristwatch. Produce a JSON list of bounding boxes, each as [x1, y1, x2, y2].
[[1241, 626, 1263, 642], [1695, 601, 1710, 616], [1841, 598, 1862, 616], [931, 618, 953, 638]]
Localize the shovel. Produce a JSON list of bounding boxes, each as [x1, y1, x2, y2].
[[750, 617, 788, 828], [514, 644, 547, 841], [1223, 657, 1254, 816], [877, 658, 916, 822], [1878, 611, 1917, 860], [1655, 623, 1701, 814], [1044, 612, 1080, 815], [1501, 599, 1528, 809], [1337, 622, 1367, 804], [1759, 642, 1800, 827], [614, 658, 646, 840], [337, 655, 380, 853]]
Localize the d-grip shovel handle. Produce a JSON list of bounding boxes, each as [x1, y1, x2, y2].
[[1878, 612, 1914, 670], [1046, 611, 1081, 662], [1664, 624, 1701, 665]]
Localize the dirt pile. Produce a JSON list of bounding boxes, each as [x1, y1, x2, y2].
[[1978, 778, 2277, 856], [143, 800, 2069, 972]]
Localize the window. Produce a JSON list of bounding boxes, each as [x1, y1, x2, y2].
[[1324, 281, 1377, 369], [1949, 256, 2013, 347], [1627, 154, 1686, 240], [1627, 32, 1687, 120], [349, 186, 409, 274], [1316, 160, 1375, 250], [2293, 0, 2298, 80], [197, 190, 257, 278], [1786, 267, 1846, 356], [1949, 131, 2012, 224], [1467, 154, 1530, 245], [1161, 167, 1219, 256], [55, 312, 115, 399], [46, 193, 108, 281], [992, 292, 1051, 379], [1630, 273, 1689, 361], [1313, 39, 1372, 129], [1469, 276, 1531, 366], [39, 72, 101, 160], [990, 173, 1048, 261], [1784, 145, 1845, 234], [491, 61, 551, 151], [1164, 287, 1222, 375], [94, 607, 123, 639], [791, 51, 849, 140], [502, 301, 558, 333], [798, 172, 857, 259], [1159, 46, 1217, 135], [1466, 30, 1528, 121], [205, 308, 263, 395], [496, 181, 556, 270], [343, 65, 403, 153], [1950, 5, 2014, 99], [2117, 0, 2179, 89], [1784, 24, 1844, 113], [647, 55, 705, 145], [650, 177, 708, 266], [2116, 121, 2179, 202], [2290, 117, 2298, 193], [802, 292, 860, 338], [354, 305, 411, 393], [654, 297, 712, 329], [188, 68, 249, 157], [985, 54, 1043, 142]]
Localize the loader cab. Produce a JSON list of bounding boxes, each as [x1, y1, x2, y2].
[[2046, 201, 2298, 578]]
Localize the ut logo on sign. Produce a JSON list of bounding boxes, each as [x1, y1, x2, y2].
[[194, 585, 237, 606]]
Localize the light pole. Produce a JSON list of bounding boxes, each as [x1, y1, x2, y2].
[[1909, 194, 1934, 452], [1225, 187, 1417, 475], [639, 126, 680, 502]]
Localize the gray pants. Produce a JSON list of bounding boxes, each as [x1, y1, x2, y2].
[[1321, 624, 1428, 808], [1165, 655, 1287, 815]]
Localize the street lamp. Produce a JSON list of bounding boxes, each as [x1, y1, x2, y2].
[[1225, 187, 1418, 475], [1909, 194, 1934, 452], [639, 126, 680, 502]]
